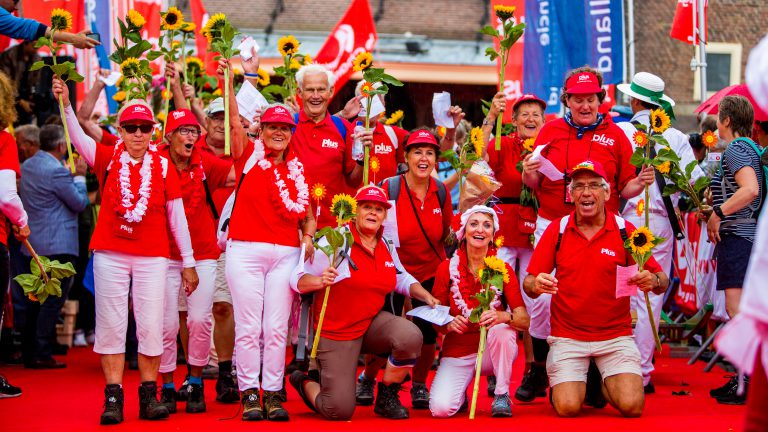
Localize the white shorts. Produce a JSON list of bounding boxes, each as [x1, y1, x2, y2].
[[546, 335, 641, 387]]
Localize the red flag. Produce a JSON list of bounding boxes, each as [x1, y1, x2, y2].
[[314, 0, 377, 96], [490, 0, 525, 123], [670, 0, 707, 45]]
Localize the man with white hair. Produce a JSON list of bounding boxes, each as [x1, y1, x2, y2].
[[616, 72, 705, 393]]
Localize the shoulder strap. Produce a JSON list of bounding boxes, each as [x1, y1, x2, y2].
[[220, 171, 247, 231], [382, 174, 401, 202], [329, 115, 348, 140], [614, 215, 630, 266], [553, 216, 570, 267], [382, 124, 398, 149], [435, 179, 447, 210], [202, 179, 220, 220], [402, 175, 444, 260]]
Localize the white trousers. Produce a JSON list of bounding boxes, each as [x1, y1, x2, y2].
[[160, 259, 217, 373], [528, 216, 554, 339], [93, 251, 168, 356], [429, 325, 518, 418], [225, 240, 299, 391], [624, 212, 674, 385]]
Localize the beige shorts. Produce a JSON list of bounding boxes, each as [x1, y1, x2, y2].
[[546, 335, 641, 387], [213, 253, 232, 305]]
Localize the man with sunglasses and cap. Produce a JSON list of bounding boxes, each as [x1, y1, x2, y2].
[[616, 72, 705, 394]]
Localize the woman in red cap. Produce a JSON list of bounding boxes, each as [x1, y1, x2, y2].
[[289, 184, 439, 421], [53, 77, 199, 425], [354, 127, 452, 409], [157, 109, 235, 415], [520, 66, 654, 407]]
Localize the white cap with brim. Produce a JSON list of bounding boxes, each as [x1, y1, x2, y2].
[[617, 72, 676, 107], [205, 97, 225, 116]]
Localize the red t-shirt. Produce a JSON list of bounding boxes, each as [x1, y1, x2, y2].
[[291, 111, 356, 228], [432, 249, 524, 358], [526, 212, 662, 342], [368, 122, 406, 182], [313, 224, 398, 341], [196, 135, 234, 218], [0, 131, 21, 246], [90, 144, 182, 257], [227, 141, 305, 247], [533, 118, 635, 221], [159, 145, 232, 261], [100, 130, 119, 147], [383, 176, 452, 283], [487, 133, 534, 248]]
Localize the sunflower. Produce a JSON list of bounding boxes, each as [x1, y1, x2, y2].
[[523, 138, 535, 152], [120, 57, 141, 77], [278, 35, 300, 57], [494, 5, 516, 21], [126, 9, 146, 30], [370, 156, 381, 173], [360, 81, 375, 97], [162, 7, 184, 31], [385, 110, 403, 125], [180, 21, 196, 34], [162, 89, 171, 100], [629, 226, 655, 256], [494, 235, 505, 248], [303, 54, 313, 64], [470, 126, 485, 155], [50, 8, 73, 32], [650, 109, 671, 134], [289, 58, 301, 71], [702, 130, 717, 148], [633, 130, 648, 147], [353, 51, 373, 72], [112, 91, 126, 103], [202, 13, 227, 43], [330, 193, 357, 224], [186, 57, 204, 77], [311, 183, 327, 201], [436, 126, 446, 138], [212, 88, 222, 96], [482, 255, 510, 283], [656, 161, 671, 174], [636, 199, 645, 217], [256, 68, 270, 87], [156, 111, 166, 124]]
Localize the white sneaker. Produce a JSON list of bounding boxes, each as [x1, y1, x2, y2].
[[73, 330, 87, 347]]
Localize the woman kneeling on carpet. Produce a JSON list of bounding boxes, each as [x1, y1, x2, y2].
[[430, 205, 529, 418], [289, 185, 439, 421]]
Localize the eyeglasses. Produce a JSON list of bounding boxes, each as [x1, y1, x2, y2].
[[122, 124, 154, 134], [571, 182, 605, 192], [177, 127, 201, 137]]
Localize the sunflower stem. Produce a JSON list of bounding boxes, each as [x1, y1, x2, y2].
[[57, 95, 76, 174], [469, 325, 487, 420], [181, 33, 190, 109], [362, 96, 372, 185], [494, 25, 508, 152], [310, 249, 338, 360], [224, 67, 231, 156], [645, 290, 663, 352]]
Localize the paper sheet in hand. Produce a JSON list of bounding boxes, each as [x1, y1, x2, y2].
[[382, 201, 400, 247], [238, 37, 260, 61], [361, 96, 385, 119], [530, 144, 564, 181], [432, 92, 453, 128], [616, 264, 639, 298], [406, 305, 453, 326], [236, 81, 269, 123], [99, 71, 122, 87]]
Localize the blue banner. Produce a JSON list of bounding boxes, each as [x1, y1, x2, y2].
[[524, 0, 624, 114], [86, 0, 117, 113]]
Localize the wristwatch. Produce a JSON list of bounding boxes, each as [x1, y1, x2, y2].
[[482, 117, 494, 126], [713, 205, 725, 219]]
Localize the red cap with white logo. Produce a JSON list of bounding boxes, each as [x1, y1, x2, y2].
[[261, 105, 296, 126], [564, 72, 602, 95], [512, 93, 547, 112], [165, 109, 200, 134], [119, 101, 155, 124], [405, 129, 439, 150], [570, 160, 608, 181], [354, 185, 392, 209]]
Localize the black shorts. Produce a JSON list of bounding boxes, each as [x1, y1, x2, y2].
[[380, 278, 438, 345], [715, 234, 754, 291]]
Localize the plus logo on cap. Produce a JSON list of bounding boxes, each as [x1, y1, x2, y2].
[[274, 107, 286, 114], [172, 111, 186, 120], [577, 74, 593, 83], [417, 131, 431, 138], [133, 106, 147, 113]]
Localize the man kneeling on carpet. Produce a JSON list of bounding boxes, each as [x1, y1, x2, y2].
[[524, 160, 668, 418], [430, 205, 530, 418], [289, 185, 439, 420]]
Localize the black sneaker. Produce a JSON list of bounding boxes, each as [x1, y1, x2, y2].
[[356, 376, 375, 406], [216, 372, 240, 403], [263, 390, 289, 421], [186, 383, 206, 413], [160, 387, 177, 414], [514, 363, 548, 402], [715, 376, 749, 405], [710, 375, 737, 398], [138, 382, 170, 420], [100, 384, 124, 425], [241, 388, 263, 421], [289, 370, 318, 413], [487, 375, 496, 397], [176, 376, 190, 401], [0, 375, 21, 399], [374, 382, 409, 420], [410, 382, 429, 409]]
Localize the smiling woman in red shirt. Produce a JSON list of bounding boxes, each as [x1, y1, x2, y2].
[[53, 77, 198, 426]]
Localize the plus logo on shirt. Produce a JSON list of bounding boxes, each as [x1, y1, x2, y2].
[[432, 208, 441, 215], [600, 247, 616, 257], [385, 261, 395, 268], [592, 133, 615, 147], [322, 139, 339, 149], [374, 143, 394, 155]]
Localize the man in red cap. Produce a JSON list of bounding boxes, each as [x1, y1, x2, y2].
[[525, 160, 668, 418], [157, 109, 235, 415]]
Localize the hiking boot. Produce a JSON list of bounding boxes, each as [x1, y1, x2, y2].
[[710, 375, 737, 398], [374, 382, 409, 420], [176, 376, 190, 401], [715, 376, 749, 405], [583, 361, 606, 409], [216, 372, 240, 403], [263, 390, 289, 421], [241, 388, 263, 421], [160, 386, 177, 414], [487, 375, 496, 397], [356, 376, 375, 406], [491, 393, 513, 417], [100, 384, 124, 425], [514, 363, 548, 402], [289, 370, 318, 413], [275, 377, 287, 403], [138, 382, 169, 420], [410, 382, 429, 409], [0, 375, 21, 399], [186, 383, 206, 413]]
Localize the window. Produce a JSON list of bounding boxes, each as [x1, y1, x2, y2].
[[693, 42, 742, 100]]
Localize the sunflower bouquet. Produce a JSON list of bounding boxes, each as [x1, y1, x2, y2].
[[272, 35, 311, 101], [178, 21, 197, 107], [310, 194, 357, 359], [625, 226, 665, 352], [108, 9, 154, 101], [352, 51, 404, 185], [482, 5, 525, 151], [146, 7, 185, 133], [518, 137, 539, 211], [202, 13, 240, 155], [441, 126, 484, 191], [29, 9, 84, 173], [468, 255, 509, 419]]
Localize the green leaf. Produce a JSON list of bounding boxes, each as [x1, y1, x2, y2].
[[66, 69, 85, 83], [126, 31, 141, 44], [379, 73, 403, 87], [630, 149, 646, 167], [50, 63, 69, 78], [48, 260, 76, 279], [147, 51, 163, 61], [479, 25, 499, 37], [694, 176, 710, 194], [685, 160, 698, 178], [485, 47, 499, 61], [43, 278, 62, 297], [13, 273, 39, 292], [37, 291, 50, 305], [469, 306, 482, 324], [662, 184, 679, 197], [28, 60, 47, 72], [34, 37, 50, 49]]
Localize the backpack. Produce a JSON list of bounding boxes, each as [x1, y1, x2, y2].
[[718, 137, 768, 226], [292, 113, 347, 140], [380, 174, 448, 211], [554, 214, 629, 267]]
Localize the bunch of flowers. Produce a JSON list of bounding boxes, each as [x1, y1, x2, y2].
[[147, 7, 186, 132], [624, 226, 666, 352], [107, 9, 154, 101], [202, 13, 240, 155], [442, 126, 484, 191], [271, 35, 312, 101]]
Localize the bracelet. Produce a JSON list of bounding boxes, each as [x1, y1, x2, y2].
[[482, 117, 494, 126], [303, 233, 314, 239], [713, 205, 725, 219], [243, 72, 259, 78]]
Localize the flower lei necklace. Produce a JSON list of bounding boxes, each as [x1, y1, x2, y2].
[[109, 142, 161, 223], [253, 139, 309, 218], [449, 248, 503, 318]]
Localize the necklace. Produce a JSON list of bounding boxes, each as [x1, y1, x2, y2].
[[449, 249, 502, 318], [252, 139, 309, 218], [110, 142, 160, 223]]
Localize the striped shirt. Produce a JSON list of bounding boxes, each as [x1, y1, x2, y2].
[[711, 138, 764, 241]]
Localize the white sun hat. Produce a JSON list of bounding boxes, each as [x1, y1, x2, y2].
[[618, 72, 676, 107]]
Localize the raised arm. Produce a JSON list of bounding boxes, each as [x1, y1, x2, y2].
[[216, 59, 247, 160], [53, 76, 96, 166], [76, 71, 109, 143]]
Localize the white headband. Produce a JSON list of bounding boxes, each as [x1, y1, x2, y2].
[[456, 205, 499, 242]]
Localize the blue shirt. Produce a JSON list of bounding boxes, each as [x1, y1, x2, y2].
[[0, 8, 47, 41]]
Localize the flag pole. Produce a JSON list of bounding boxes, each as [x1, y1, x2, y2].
[[697, 0, 707, 103]]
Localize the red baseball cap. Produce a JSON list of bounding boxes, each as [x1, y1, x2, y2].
[[118, 101, 155, 124], [570, 160, 608, 181], [512, 94, 547, 112], [165, 109, 200, 134], [564, 72, 602, 95], [405, 129, 439, 150], [260, 105, 296, 126], [354, 185, 392, 209]]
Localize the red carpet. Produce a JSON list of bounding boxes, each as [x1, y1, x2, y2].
[[0, 345, 746, 431]]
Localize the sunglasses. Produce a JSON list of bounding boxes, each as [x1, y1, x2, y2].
[[122, 124, 154, 134]]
